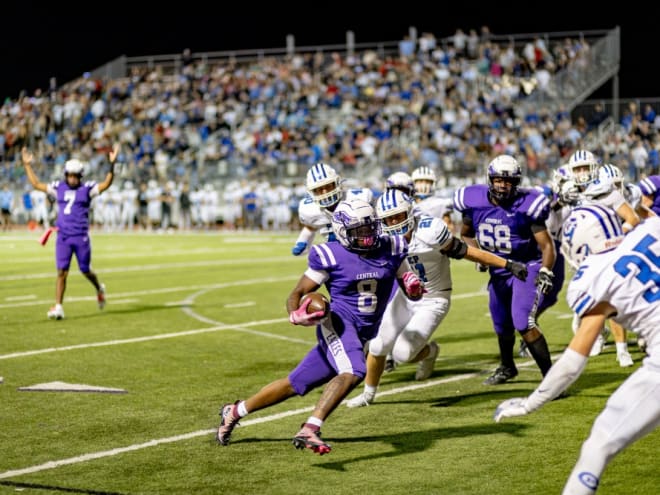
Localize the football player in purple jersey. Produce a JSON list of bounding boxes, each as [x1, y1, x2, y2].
[[454, 155, 556, 385], [216, 199, 424, 455], [22, 144, 119, 320]]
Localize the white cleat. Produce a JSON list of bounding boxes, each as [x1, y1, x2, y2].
[[415, 341, 439, 381], [617, 351, 634, 368], [589, 334, 605, 357], [346, 392, 375, 408], [637, 337, 648, 355], [47, 306, 65, 320], [97, 283, 106, 310]]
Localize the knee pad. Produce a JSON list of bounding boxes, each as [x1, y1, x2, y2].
[[368, 335, 389, 357], [392, 331, 428, 363]]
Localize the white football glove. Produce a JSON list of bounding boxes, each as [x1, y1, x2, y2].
[[493, 397, 529, 423]]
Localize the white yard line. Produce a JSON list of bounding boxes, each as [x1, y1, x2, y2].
[[0, 369, 514, 481], [0, 276, 299, 309], [0, 318, 309, 360], [0, 286, 552, 481], [0, 256, 300, 282]]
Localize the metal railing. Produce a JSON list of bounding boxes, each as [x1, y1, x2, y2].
[[515, 27, 620, 117]]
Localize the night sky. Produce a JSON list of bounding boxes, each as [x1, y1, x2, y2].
[[2, 2, 656, 101]]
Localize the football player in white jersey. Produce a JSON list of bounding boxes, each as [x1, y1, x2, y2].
[[291, 163, 372, 256], [582, 166, 640, 233], [410, 166, 454, 230], [494, 204, 660, 495], [599, 163, 653, 219], [518, 165, 577, 359], [119, 180, 138, 231], [571, 159, 641, 363], [346, 189, 528, 407]]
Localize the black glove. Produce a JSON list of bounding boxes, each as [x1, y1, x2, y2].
[[475, 263, 488, 272], [505, 259, 528, 281], [535, 267, 554, 295]]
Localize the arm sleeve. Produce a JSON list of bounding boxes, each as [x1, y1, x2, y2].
[[295, 226, 316, 246], [524, 348, 588, 412], [442, 237, 468, 259]]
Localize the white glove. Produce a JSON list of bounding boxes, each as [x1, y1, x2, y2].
[[288, 297, 326, 326], [493, 397, 529, 423]]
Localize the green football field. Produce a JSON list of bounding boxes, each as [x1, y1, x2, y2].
[[0, 230, 655, 495]]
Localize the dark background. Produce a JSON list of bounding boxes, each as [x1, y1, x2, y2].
[[2, 2, 654, 102]]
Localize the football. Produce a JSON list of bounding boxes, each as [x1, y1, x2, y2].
[[300, 292, 330, 318]]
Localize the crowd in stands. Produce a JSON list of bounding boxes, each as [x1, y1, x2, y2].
[[1, 26, 660, 231]]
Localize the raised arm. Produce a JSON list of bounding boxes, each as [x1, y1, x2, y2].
[[97, 143, 120, 193], [21, 148, 48, 193]]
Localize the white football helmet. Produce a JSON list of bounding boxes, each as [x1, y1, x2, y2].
[[598, 163, 624, 193], [567, 149, 599, 187], [376, 189, 415, 235], [306, 162, 342, 208], [487, 155, 521, 201], [551, 165, 572, 193], [411, 166, 436, 199], [331, 199, 381, 253], [385, 171, 415, 197], [560, 204, 625, 270], [64, 159, 85, 177]]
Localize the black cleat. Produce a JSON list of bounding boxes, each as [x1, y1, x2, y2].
[[483, 365, 518, 385]]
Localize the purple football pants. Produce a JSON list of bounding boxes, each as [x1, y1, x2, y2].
[[55, 234, 92, 272], [488, 262, 544, 335]]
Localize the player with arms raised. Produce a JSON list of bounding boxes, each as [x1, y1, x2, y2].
[[22, 145, 119, 320]]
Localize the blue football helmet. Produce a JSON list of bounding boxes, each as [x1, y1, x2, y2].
[[598, 163, 625, 193], [567, 149, 599, 188], [560, 204, 624, 270], [306, 162, 342, 208], [376, 189, 415, 235], [411, 166, 436, 200]]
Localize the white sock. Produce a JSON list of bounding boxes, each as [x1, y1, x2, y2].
[[55, 304, 63, 311], [236, 401, 248, 417], [306, 416, 323, 428], [616, 342, 629, 354], [363, 384, 377, 399]]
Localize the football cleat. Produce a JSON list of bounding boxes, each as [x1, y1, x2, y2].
[[637, 337, 648, 355], [47, 305, 65, 320], [415, 341, 439, 381], [346, 392, 375, 408], [518, 339, 531, 358], [483, 365, 518, 385], [292, 425, 331, 455], [97, 283, 106, 310], [617, 351, 634, 368], [589, 333, 605, 357], [216, 401, 241, 446], [384, 355, 396, 373]]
